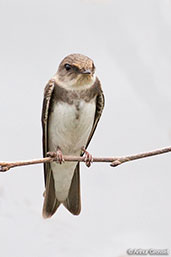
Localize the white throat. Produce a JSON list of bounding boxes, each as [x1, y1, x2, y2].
[[52, 73, 96, 90]]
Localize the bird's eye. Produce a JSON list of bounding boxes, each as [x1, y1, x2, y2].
[[65, 64, 71, 71]]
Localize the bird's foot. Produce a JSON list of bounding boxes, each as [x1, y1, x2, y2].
[[47, 147, 64, 164], [81, 147, 93, 167]]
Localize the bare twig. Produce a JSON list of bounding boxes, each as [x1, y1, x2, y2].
[[0, 146, 171, 172]]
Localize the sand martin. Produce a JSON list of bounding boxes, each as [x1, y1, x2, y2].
[[41, 53, 104, 218]]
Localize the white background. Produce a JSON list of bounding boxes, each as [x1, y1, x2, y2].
[[0, 0, 171, 256]]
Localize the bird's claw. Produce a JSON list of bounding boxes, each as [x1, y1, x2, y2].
[[47, 149, 64, 164], [81, 147, 93, 167], [47, 151, 57, 158]]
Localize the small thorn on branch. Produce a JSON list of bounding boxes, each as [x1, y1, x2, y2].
[[110, 160, 122, 167]]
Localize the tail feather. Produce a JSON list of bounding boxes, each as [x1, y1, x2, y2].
[[42, 169, 61, 218], [42, 163, 81, 217], [63, 163, 81, 215]]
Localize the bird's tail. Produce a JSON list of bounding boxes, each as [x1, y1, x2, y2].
[[42, 163, 81, 217], [63, 163, 81, 215], [42, 170, 60, 218]]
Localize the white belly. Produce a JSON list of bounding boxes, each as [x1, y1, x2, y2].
[[48, 99, 96, 201], [48, 99, 96, 154]]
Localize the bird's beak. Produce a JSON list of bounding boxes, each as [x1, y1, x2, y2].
[[81, 69, 91, 75]]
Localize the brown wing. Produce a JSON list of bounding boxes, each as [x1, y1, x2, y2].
[[41, 80, 55, 185], [41, 80, 61, 218], [85, 78, 105, 150], [42, 166, 60, 218]]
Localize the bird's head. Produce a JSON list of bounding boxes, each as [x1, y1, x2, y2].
[[55, 53, 96, 89]]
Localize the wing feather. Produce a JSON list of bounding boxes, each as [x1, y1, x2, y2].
[[41, 80, 61, 218], [85, 78, 105, 149], [41, 80, 55, 185]]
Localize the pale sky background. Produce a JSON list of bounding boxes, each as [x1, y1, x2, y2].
[[0, 0, 171, 256]]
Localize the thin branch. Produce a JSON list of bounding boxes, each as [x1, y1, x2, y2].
[[0, 146, 171, 172]]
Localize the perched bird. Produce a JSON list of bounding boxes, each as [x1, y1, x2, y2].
[[41, 53, 104, 218]]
